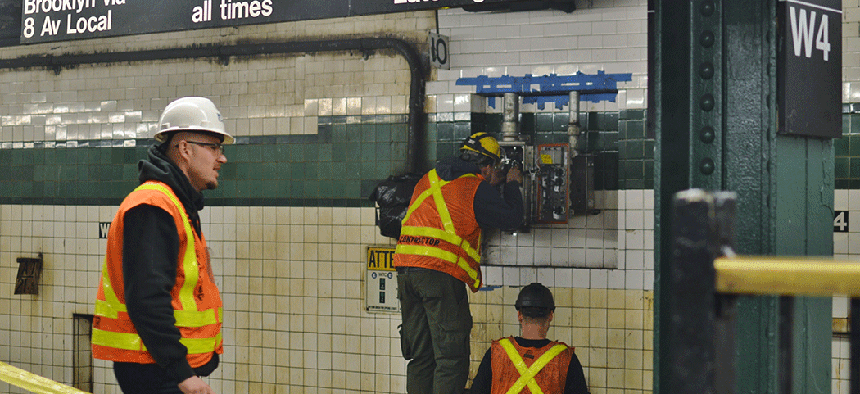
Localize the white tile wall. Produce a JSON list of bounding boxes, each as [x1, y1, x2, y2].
[[1, 204, 403, 394], [845, 0, 860, 100], [437, 0, 648, 112], [482, 190, 653, 291], [834, 189, 859, 394], [0, 11, 425, 394], [1, 1, 655, 393]]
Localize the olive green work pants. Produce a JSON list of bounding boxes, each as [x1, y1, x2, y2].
[[397, 267, 473, 394]]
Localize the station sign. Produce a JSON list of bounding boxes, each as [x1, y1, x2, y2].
[[366, 246, 399, 313], [429, 32, 450, 70], [19, 0, 527, 44], [777, 0, 841, 138]]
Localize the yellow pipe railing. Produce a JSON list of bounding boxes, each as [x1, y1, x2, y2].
[[0, 361, 89, 394], [714, 256, 860, 297]]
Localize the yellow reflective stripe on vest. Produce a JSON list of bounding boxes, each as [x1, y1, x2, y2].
[[402, 170, 475, 228], [135, 183, 200, 313], [399, 170, 481, 288], [398, 225, 482, 268], [402, 174, 435, 223], [94, 300, 220, 328], [394, 244, 481, 288], [428, 171, 457, 231], [500, 338, 568, 394], [92, 328, 222, 355], [96, 182, 202, 323], [174, 307, 222, 328], [96, 256, 126, 319], [394, 235, 480, 290]]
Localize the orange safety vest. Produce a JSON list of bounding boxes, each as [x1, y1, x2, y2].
[[490, 337, 574, 394], [393, 169, 484, 291], [92, 181, 223, 367]]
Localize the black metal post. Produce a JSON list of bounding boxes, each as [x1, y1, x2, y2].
[[714, 294, 738, 394], [779, 296, 794, 394], [713, 192, 737, 394], [670, 190, 736, 393]]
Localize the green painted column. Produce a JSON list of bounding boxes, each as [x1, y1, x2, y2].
[[653, 0, 833, 392], [774, 137, 833, 392]]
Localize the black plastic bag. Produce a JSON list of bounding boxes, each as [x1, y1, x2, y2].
[[369, 173, 423, 238]]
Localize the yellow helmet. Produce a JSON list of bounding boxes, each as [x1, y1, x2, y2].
[[460, 132, 501, 164]]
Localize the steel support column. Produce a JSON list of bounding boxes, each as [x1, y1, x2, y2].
[[653, 0, 832, 392]]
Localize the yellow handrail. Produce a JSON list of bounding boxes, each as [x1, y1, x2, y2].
[[0, 361, 90, 394], [714, 256, 860, 297]]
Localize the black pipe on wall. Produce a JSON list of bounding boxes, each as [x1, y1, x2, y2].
[[0, 37, 427, 173]]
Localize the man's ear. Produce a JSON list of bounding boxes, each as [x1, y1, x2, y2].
[[169, 139, 193, 166], [177, 139, 193, 158]]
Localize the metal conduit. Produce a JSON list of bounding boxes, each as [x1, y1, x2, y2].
[[0, 37, 427, 173]]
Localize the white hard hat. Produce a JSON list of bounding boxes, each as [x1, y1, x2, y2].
[[155, 97, 234, 144]]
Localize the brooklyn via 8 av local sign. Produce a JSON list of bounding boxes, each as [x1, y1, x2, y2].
[[20, 0, 525, 44]]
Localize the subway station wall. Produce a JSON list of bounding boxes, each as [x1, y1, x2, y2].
[[0, 1, 649, 393], [16, 0, 857, 392]]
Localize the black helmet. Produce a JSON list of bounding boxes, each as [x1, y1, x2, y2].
[[515, 283, 555, 317]]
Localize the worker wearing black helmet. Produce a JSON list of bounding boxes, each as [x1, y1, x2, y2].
[[394, 132, 524, 394], [470, 283, 590, 394]]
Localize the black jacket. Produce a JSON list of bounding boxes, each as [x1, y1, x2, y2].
[[120, 144, 218, 383], [434, 155, 524, 231]]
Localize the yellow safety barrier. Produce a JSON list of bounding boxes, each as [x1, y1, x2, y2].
[[0, 361, 89, 394], [714, 256, 860, 297]]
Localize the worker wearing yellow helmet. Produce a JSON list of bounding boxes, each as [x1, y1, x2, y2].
[[460, 131, 501, 166], [394, 132, 524, 394]]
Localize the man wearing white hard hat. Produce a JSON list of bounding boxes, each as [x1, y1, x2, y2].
[[92, 97, 232, 394]]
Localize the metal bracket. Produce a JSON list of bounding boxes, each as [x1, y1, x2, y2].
[[455, 71, 632, 110]]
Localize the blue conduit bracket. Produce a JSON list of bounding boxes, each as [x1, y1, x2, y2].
[[455, 71, 633, 110]]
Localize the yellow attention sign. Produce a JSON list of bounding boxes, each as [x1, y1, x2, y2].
[[540, 154, 554, 164], [367, 246, 396, 271]]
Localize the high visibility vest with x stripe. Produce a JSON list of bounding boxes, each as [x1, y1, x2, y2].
[[490, 337, 574, 394], [393, 169, 485, 291], [92, 181, 223, 368]]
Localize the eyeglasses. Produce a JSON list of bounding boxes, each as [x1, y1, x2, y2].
[[182, 141, 224, 155]]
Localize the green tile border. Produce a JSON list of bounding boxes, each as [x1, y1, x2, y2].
[[1, 109, 665, 208], [0, 114, 408, 207], [836, 106, 860, 189]]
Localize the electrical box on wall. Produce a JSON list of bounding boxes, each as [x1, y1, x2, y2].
[[470, 90, 607, 232], [535, 144, 570, 223], [499, 139, 591, 229]]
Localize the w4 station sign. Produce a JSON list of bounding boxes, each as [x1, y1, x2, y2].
[[778, 0, 841, 138]]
